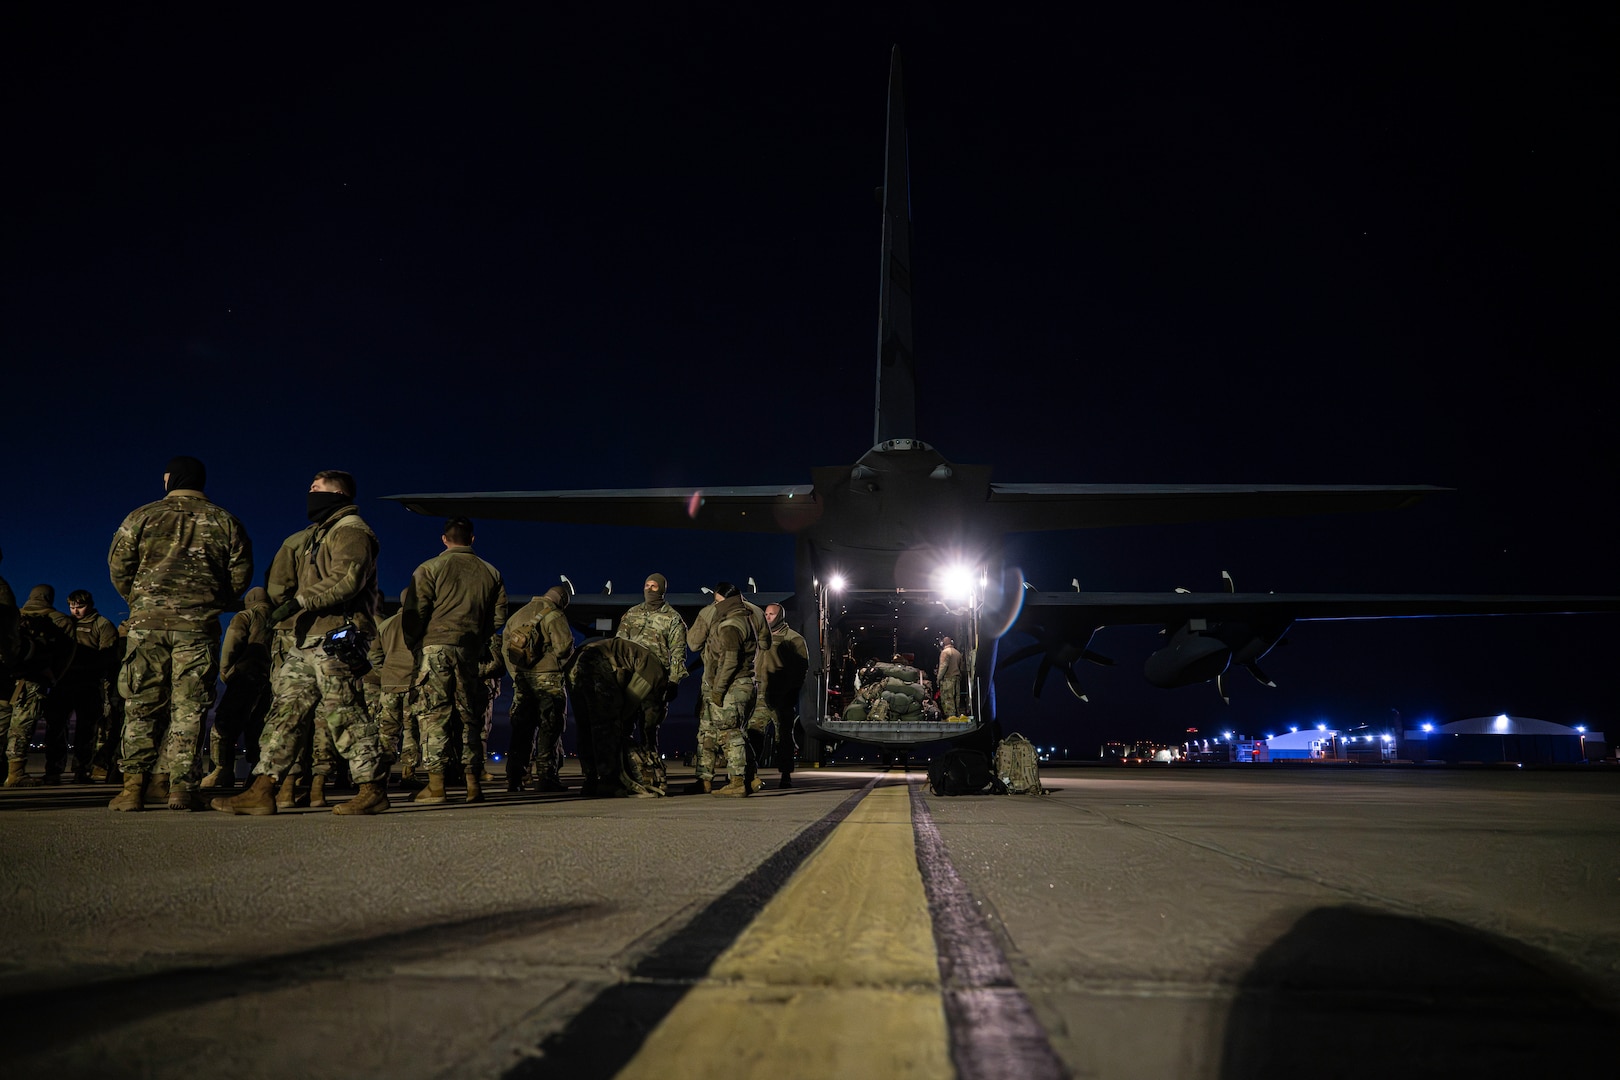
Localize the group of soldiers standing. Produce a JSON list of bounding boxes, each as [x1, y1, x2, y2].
[[1, 455, 809, 814]]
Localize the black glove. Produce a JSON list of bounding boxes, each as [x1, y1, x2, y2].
[[269, 598, 302, 624]]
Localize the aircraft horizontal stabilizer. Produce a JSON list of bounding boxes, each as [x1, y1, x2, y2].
[[1015, 590, 1620, 627], [985, 483, 1448, 531]]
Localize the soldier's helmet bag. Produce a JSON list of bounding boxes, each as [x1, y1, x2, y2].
[[506, 619, 541, 666]]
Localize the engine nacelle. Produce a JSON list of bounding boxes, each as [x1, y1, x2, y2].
[[1144, 624, 1231, 688]]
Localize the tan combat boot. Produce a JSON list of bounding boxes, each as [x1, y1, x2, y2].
[[143, 773, 170, 806], [107, 773, 145, 810], [712, 777, 749, 797], [465, 773, 484, 804], [749, 777, 766, 793], [684, 778, 712, 795], [200, 730, 232, 789], [168, 782, 203, 811], [308, 774, 328, 808], [411, 772, 447, 805], [211, 774, 278, 815], [4, 759, 41, 787], [276, 776, 304, 809], [333, 782, 390, 815]]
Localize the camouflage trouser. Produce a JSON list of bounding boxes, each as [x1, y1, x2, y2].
[[939, 675, 961, 717], [416, 644, 487, 775], [4, 677, 47, 761], [483, 676, 501, 745], [508, 670, 566, 781], [118, 628, 220, 783], [92, 691, 125, 773], [253, 639, 381, 784], [699, 677, 753, 782], [374, 688, 419, 770]]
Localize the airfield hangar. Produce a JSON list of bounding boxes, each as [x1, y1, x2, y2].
[[1401, 715, 1602, 764]]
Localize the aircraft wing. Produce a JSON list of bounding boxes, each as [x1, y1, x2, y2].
[[1011, 590, 1620, 630], [384, 486, 819, 533], [984, 484, 1447, 531], [550, 591, 793, 638]]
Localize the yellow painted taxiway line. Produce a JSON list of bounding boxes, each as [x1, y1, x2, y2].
[[615, 781, 951, 1079]]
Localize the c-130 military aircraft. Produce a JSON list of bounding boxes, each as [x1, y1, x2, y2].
[[388, 49, 1614, 761]]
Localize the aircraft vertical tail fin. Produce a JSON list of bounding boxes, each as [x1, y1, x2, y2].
[[874, 45, 917, 444]]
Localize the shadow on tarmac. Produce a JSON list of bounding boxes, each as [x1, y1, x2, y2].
[[0, 903, 602, 1056], [1220, 906, 1616, 1080]]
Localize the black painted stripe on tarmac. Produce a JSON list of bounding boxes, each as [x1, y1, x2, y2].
[[504, 778, 879, 1079], [910, 783, 1070, 1080]]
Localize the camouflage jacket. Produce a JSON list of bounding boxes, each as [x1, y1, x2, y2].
[[220, 587, 273, 684], [275, 507, 380, 647], [759, 622, 810, 703], [937, 645, 963, 681], [372, 613, 418, 693], [702, 594, 764, 696], [568, 636, 669, 706], [503, 596, 575, 674], [688, 598, 769, 684], [401, 546, 507, 651], [617, 599, 688, 684], [108, 489, 254, 632]]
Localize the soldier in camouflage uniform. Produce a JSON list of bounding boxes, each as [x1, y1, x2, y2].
[[503, 585, 574, 792], [54, 590, 119, 783], [107, 456, 253, 810], [200, 586, 274, 789], [700, 582, 765, 798], [213, 469, 386, 816], [4, 585, 76, 786], [614, 572, 687, 794], [567, 636, 669, 797], [400, 517, 507, 806], [0, 550, 21, 785], [756, 602, 809, 789], [369, 596, 421, 784], [686, 586, 768, 793], [937, 636, 964, 718], [89, 620, 129, 781]]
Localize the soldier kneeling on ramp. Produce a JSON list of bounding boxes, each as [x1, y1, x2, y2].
[[567, 637, 669, 798]]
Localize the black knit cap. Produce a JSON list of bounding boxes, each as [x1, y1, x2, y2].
[[714, 581, 739, 598], [166, 455, 207, 492]]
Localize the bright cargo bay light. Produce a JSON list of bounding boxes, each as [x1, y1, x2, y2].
[[938, 563, 975, 600]]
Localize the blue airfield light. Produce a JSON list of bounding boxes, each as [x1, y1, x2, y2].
[[1421, 722, 1434, 732], [1289, 726, 1299, 733], [1576, 725, 1587, 733]]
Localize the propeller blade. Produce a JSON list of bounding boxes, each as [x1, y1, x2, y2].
[[1060, 663, 1089, 702], [1032, 656, 1054, 698], [997, 641, 1047, 670], [1080, 649, 1115, 667], [1216, 671, 1231, 705], [1222, 570, 1234, 593], [1244, 662, 1277, 688]]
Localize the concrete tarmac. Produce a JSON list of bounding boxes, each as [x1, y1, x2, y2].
[[2, 761, 1616, 1079]]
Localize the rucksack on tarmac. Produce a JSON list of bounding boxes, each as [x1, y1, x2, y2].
[[928, 748, 992, 796], [995, 732, 1044, 795]]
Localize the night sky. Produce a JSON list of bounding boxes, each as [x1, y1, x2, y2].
[[5, 4, 1615, 752]]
